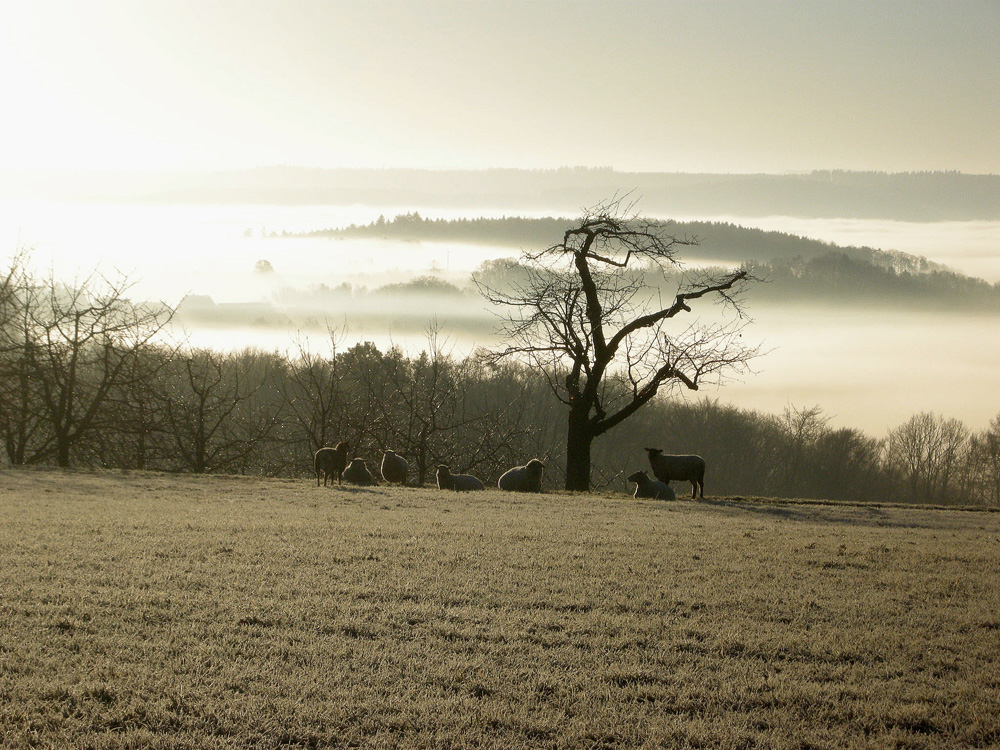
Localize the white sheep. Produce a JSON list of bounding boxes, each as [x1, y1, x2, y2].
[[341, 457, 376, 486], [627, 470, 676, 501], [435, 464, 485, 492], [314, 441, 350, 486], [645, 448, 706, 499], [380, 450, 408, 485], [498, 458, 545, 492]]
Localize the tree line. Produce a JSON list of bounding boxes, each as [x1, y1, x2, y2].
[[2, 252, 997, 504]]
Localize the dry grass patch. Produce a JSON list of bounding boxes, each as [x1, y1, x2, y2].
[[1, 468, 999, 748]]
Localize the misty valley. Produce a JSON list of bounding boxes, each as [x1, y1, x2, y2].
[[166, 211, 1000, 436], [4, 198, 1000, 441], [3, 198, 1000, 506]]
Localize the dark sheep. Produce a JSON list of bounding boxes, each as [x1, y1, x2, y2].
[[436, 464, 485, 492], [498, 459, 545, 492], [627, 470, 676, 501], [645, 448, 706, 499], [342, 457, 376, 486], [314, 441, 350, 486], [380, 450, 408, 485]]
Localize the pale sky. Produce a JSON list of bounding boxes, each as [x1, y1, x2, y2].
[[2, 0, 998, 174]]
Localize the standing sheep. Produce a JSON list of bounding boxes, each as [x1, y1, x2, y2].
[[645, 448, 706, 499], [498, 459, 545, 492], [380, 450, 408, 485], [436, 464, 485, 492], [627, 470, 676, 501], [314, 441, 350, 486], [341, 458, 376, 486]]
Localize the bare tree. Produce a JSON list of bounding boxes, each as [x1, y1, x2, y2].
[[886, 412, 970, 503], [967, 413, 1000, 506], [811, 426, 885, 502], [459, 354, 554, 481], [340, 341, 396, 458], [159, 349, 273, 473], [276, 329, 351, 470], [95, 342, 176, 469], [3, 267, 172, 467], [477, 200, 759, 491], [778, 404, 830, 496], [352, 327, 481, 485], [0, 253, 46, 464]]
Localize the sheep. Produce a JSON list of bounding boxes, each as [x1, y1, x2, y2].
[[645, 448, 706, 499], [627, 470, 676, 501], [436, 464, 485, 492], [498, 458, 545, 492], [314, 441, 350, 486], [380, 450, 408, 485], [341, 457, 376, 486]]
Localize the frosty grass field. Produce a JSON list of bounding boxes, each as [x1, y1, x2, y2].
[[1, 468, 998, 749]]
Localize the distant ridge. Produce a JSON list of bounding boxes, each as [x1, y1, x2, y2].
[[2, 167, 998, 221], [284, 213, 1000, 313], [288, 213, 949, 269]]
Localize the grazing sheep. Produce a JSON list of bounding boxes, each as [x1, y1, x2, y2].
[[627, 470, 676, 501], [436, 464, 485, 492], [341, 457, 376, 486], [380, 450, 408, 485], [314, 441, 350, 486], [498, 458, 545, 492], [645, 448, 706, 499]]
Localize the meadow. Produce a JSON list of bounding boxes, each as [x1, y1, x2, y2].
[[1, 468, 998, 749]]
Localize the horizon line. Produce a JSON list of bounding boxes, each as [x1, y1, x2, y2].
[[2, 166, 998, 178]]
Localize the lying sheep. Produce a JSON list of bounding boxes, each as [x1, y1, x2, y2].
[[498, 458, 545, 492], [645, 448, 706, 499], [380, 450, 408, 485], [627, 470, 676, 501], [314, 441, 350, 486], [436, 464, 485, 492], [341, 457, 376, 486]]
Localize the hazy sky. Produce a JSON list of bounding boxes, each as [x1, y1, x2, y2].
[[2, 1, 998, 174]]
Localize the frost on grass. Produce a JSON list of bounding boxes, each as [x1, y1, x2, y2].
[[1, 469, 999, 749]]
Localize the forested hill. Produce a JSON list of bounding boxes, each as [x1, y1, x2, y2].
[[289, 213, 943, 273], [289, 214, 1000, 312]]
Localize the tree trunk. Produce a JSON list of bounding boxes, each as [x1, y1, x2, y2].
[[136, 428, 147, 471], [565, 408, 594, 491], [193, 443, 206, 474], [56, 434, 71, 467]]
